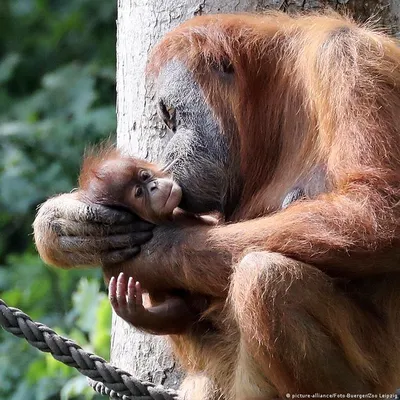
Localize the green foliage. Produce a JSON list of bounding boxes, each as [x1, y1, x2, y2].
[[0, 0, 116, 398], [0, 253, 110, 400]]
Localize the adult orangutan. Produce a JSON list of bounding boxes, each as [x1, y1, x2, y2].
[[33, 12, 400, 399]]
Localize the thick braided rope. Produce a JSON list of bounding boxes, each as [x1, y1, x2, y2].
[[0, 299, 180, 400]]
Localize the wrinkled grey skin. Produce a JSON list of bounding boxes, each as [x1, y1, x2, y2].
[[157, 60, 237, 215]]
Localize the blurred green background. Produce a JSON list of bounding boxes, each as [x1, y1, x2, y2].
[[0, 1, 116, 399]]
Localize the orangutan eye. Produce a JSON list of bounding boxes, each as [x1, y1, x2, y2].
[[211, 58, 234, 76], [220, 58, 234, 74], [139, 170, 151, 182], [135, 186, 144, 198], [158, 99, 177, 133]]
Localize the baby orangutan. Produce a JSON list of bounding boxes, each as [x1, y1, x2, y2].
[[79, 146, 208, 335], [79, 146, 183, 224]]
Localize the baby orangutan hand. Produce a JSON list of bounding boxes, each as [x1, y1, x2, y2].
[[108, 272, 200, 335], [109, 272, 148, 324]]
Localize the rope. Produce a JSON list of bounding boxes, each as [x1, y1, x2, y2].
[[0, 299, 180, 400], [3, 298, 400, 400]]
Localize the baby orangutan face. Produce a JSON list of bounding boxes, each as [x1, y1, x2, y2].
[[126, 164, 182, 222], [79, 148, 182, 224]]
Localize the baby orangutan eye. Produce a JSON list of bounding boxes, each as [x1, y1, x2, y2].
[[140, 170, 151, 182], [135, 186, 144, 198]]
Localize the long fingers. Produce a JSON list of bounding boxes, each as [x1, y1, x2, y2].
[[59, 231, 153, 252], [135, 281, 143, 306], [45, 193, 136, 224], [108, 276, 118, 310], [101, 248, 141, 265], [52, 220, 153, 237], [36, 193, 154, 235], [109, 273, 143, 313], [116, 272, 127, 308], [127, 277, 143, 308]]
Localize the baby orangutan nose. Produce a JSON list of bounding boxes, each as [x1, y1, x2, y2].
[[149, 180, 158, 192]]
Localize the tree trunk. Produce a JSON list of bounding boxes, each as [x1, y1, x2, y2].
[[114, 0, 400, 391]]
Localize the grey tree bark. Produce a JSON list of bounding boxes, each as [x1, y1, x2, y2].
[[114, 0, 400, 391]]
